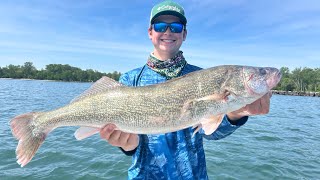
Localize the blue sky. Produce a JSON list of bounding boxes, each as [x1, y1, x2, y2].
[[0, 0, 319, 73]]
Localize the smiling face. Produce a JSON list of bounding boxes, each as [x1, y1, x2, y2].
[[148, 15, 187, 60]]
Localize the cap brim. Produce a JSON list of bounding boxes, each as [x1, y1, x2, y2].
[[151, 11, 187, 25]]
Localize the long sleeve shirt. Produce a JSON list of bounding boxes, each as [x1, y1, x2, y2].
[[119, 64, 248, 180]]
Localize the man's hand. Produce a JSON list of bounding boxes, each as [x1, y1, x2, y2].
[[100, 124, 139, 151], [227, 91, 272, 122]]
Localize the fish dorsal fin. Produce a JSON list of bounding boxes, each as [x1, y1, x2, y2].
[[71, 76, 122, 103]]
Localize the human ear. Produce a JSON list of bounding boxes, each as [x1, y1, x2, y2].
[[183, 29, 187, 41], [148, 26, 153, 39]]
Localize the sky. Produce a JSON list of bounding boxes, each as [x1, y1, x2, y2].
[[0, 0, 319, 73]]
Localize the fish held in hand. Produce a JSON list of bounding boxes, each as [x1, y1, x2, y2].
[[10, 65, 281, 167]]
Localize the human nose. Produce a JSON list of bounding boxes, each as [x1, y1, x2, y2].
[[163, 25, 172, 34]]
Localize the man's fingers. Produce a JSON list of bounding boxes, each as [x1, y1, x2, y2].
[[127, 134, 139, 144], [124, 134, 139, 151], [108, 130, 122, 145], [229, 91, 272, 118], [99, 124, 139, 151], [250, 102, 261, 115], [118, 132, 131, 145], [259, 93, 271, 114], [100, 124, 116, 140], [245, 96, 269, 115]]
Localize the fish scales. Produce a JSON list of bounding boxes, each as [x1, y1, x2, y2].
[[33, 66, 252, 134], [10, 65, 282, 167]]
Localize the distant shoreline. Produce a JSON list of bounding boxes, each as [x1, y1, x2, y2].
[[0, 78, 90, 83], [1, 78, 319, 97], [272, 90, 320, 97], [0, 78, 61, 82]]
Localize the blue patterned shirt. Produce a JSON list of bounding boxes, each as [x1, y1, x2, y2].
[[119, 64, 248, 180]]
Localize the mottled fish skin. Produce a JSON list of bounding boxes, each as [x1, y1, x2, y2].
[[31, 65, 280, 133], [10, 65, 281, 167]]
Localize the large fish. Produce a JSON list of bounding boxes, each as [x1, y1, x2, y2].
[[10, 65, 281, 167]]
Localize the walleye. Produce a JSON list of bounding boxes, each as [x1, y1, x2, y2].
[[10, 65, 281, 167]]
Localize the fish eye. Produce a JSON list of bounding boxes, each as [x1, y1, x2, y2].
[[259, 68, 267, 75]]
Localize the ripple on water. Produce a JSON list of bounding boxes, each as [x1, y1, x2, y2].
[[254, 135, 283, 142], [1, 80, 320, 180], [285, 127, 301, 132]]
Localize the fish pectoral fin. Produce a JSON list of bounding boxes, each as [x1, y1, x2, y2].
[[182, 90, 230, 114], [71, 76, 123, 103], [196, 90, 230, 102], [200, 114, 224, 135], [74, 127, 100, 140], [192, 124, 202, 137]]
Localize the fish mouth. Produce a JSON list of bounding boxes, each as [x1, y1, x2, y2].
[[267, 70, 282, 89]]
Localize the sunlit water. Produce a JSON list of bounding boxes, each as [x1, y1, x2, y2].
[[0, 79, 319, 179]]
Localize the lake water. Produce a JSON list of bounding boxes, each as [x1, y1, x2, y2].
[[0, 79, 319, 180]]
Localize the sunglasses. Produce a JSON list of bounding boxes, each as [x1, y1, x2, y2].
[[152, 22, 184, 33]]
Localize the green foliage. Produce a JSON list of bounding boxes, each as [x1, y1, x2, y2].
[[276, 66, 320, 92], [1, 62, 318, 92], [0, 62, 121, 82], [280, 78, 295, 91], [22, 62, 37, 78]]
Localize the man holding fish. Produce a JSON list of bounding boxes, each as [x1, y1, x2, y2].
[[10, 1, 279, 177], [100, 0, 273, 179]]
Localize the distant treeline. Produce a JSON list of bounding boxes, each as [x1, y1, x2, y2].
[[0, 62, 121, 82], [1, 62, 319, 92], [274, 67, 320, 92]]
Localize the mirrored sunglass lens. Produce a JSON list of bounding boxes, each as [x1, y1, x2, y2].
[[170, 23, 183, 33], [153, 22, 183, 33], [154, 23, 168, 32]]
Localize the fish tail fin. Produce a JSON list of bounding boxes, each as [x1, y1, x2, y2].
[[10, 112, 47, 167]]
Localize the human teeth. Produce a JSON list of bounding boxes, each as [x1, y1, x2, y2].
[[162, 40, 174, 42]]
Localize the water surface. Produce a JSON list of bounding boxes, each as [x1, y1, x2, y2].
[[0, 79, 319, 179]]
